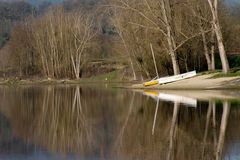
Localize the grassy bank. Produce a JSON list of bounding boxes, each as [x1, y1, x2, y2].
[[199, 67, 240, 78], [0, 70, 137, 85], [1, 68, 240, 88]]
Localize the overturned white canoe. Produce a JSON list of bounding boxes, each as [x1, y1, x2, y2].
[[144, 70, 197, 87]]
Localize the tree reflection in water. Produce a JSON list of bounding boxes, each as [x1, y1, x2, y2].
[[142, 90, 236, 160], [0, 86, 239, 160], [216, 101, 231, 160]]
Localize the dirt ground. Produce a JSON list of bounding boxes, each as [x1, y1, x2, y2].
[[131, 74, 240, 90]]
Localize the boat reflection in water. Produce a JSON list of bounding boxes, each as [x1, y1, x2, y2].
[[0, 86, 240, 160], [141, 89, 238, 160], [143, 90, 197, 107]]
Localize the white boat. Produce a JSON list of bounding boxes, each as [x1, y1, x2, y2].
[[143, 70, 197, 87]]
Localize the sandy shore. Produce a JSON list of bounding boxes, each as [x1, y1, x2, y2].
[[131, 74, 240, 90]]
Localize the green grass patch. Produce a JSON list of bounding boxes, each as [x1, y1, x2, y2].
[[89, 70, 120, 81], [199, 70, 222, 75], [211, 67, 240, 78]]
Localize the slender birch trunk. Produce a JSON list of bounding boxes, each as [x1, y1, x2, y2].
[[210, 27, 216, 70], [120, 34, 137, 80], [200, 24, 212, 71], [207, 0, 229, 73], [161, 0, 180, 75], [150, 43, 159, 78]]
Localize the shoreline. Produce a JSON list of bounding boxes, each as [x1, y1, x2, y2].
[[0, 78, 137, 86], [134, 89, 240, 101], [129, 74, 240, 90], [0, 73, 240, 90]]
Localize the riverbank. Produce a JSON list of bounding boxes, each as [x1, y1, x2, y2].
[[0, 70, 135, 85], [0, 78, 136, 86], [1, 71, 240, 90], [131, 73, 240, 90]]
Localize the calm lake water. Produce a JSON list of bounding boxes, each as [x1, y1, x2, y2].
[[0, 84, 240, 160]]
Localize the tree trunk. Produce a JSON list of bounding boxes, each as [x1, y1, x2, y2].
[[208, 0, 229, 73], [19, 61, 22, 77], [210, 28, 216, 70], [183, 52, 189, 72], [198, 6, 212, 71], [184, 59, 189, 72], [130, 58, 137, 80], [215, 22, 229, 73], [161, 0, 180, 75], [150, 43, 159, 78], [71, 55, 79, 79], [171, 53, 180, 75], [211, 47, 215, 70], [201, 26, 212, 71], [120, 35, 137, 80]]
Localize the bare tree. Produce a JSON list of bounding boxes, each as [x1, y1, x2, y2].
[[70, 12, 96, 79], [31, 8, 97, 79], [111, 9, 137, 80], [207, 0, 229, 73], [198, 10, 212, 71], [110, 0, 219, 76], [9, 20, 36, 76], [160, 0, 180, 75]]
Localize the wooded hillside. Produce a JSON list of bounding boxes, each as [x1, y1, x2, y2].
[[0, 0, 240, 79]]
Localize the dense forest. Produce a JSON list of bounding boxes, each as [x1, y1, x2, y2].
[[0, 0, 240, 80]]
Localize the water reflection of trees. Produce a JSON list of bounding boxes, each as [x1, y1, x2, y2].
[[112, 94, 236, 160], [36, 86, 96, 154], [8, 86, 99, 155], [2, 86, 139, 157], [0, 86, 239, 159]]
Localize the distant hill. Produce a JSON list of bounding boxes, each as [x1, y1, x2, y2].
[[28, 0, 63, 6], [225, 0, 240, 6], [0, 0, 63, 6], [0, 0, 34, 48], [1, 0, 239, 6]]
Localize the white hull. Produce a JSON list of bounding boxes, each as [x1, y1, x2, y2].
[[157, 71, 197, 84], [143, 71, 197, 86]]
